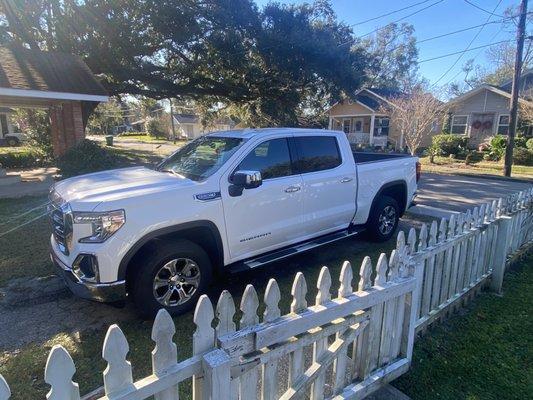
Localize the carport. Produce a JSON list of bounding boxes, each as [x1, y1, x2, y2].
[[0, 46, 108, 156]]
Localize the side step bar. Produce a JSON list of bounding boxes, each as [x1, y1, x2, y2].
[[228, 226, 365, 274]]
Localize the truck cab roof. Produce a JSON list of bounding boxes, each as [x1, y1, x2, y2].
[[207, 127, 341, 139]]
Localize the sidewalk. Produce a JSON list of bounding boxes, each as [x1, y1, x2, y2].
[[0, 167, 56, 199]]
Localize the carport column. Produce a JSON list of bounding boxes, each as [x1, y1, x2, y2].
[[369, 114, 375, 146], [328, 116, 332, 130], [50, 101, 86, 157]]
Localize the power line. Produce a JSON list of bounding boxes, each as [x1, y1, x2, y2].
[[463, 0, 506, 18], [348, 0, 433, 26], [431, 0, 504, 86], [419, 39, 511, 63], [339, 0, 445, 47]]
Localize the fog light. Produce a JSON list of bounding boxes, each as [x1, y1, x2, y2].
[[72, 254, 99, 283]]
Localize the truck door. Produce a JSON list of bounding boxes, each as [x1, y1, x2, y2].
[[221, 137, 304, 261], [293, 135, 357, 237]]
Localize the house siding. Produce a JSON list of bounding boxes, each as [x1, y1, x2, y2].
[[329, 101, 372, 116]]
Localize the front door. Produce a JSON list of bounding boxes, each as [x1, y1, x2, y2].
[[221, 137, 304, 261], [354, 117, 364, 133], [470, 113, 494, 141]]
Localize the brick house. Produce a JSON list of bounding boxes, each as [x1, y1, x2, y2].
[[0, 46, 108, 156]]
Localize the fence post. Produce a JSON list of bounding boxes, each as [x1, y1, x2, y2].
[[490, 216, 512, 294], [202, 349, 231, 400]]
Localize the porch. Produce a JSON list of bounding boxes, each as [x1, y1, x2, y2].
[[328, 114, 389, 148]]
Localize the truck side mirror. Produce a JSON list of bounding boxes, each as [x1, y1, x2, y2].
[[229, 170, 262, 197]]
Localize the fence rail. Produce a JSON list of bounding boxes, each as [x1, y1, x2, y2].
[[1, 188, 531, 400]]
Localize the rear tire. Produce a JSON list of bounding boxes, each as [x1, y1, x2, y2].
[[367, 196, 400, 242], [131, 239, 212, 318]]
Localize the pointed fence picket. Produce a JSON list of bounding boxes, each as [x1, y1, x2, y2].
[[0, 189, 531, 400]]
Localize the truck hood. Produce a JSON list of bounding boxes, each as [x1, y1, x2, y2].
[[53, 167, 197, 205]]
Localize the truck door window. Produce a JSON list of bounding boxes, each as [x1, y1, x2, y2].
[[294, 136, 342, 173], [235, 138, 292, 180]]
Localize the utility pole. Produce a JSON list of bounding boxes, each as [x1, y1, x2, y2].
[[504, 0, 528, 177], [169, 98, 176, 143]]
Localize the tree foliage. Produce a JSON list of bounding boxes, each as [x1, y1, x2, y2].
[[359, 23, 420, 91], [1, 0, 372, 126], [380, 89, 447, 155]]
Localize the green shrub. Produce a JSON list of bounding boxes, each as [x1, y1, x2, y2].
[[57, 140, 119, 178], [431, 134, 468, 156], [527, 138, 533, 150], [0, 147, 49, 169], [147, 118, 168, 138], [489, 135, 507, 160], [514, 136, 528, 148], [512, 147, 533, 166], [118, 131, 149, 137]]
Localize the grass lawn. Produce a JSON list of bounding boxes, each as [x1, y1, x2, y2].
[[394, 251, 533, 400], [419, 156, 533, 180], [0, 195, 52, 286]]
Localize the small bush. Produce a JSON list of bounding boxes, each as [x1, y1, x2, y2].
[[431, 134, 468, 156], [57, 140, 119, 178], [146, 118, 168, 138], [0, 147, 49, 169], [118, 131, 149, 137], [488, 135, 507, 161], [527, 138, 533, 150], [514, 136, 528, 148], [512, 147, 533, 166]]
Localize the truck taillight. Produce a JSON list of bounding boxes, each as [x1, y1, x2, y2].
[[416, 162, 421, 182]]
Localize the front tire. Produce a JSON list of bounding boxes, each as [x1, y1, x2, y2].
[[367, 196, 400, 242], [131, 239, 212, 318]]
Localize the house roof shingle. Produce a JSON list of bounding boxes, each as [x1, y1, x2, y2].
[[0, 46, 107, 98]]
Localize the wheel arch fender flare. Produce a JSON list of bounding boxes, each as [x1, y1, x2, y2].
[[117, 220, 224, 281], [369, 179, 408, 217]]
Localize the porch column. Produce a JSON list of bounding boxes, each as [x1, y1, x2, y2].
[[328, 116, 332, 130], [369, 114, 375, 146]]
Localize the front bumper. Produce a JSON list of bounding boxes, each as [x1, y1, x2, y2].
[[51, 251, 126, 303]]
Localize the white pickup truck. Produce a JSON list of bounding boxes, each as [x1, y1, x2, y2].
[[49, 128, 419, 316]]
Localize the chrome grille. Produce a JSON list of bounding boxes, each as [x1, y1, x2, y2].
[[48, 193, 72, 255]]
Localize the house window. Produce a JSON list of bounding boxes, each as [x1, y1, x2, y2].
[[0, 114, 8, 136], [451, 115, 468, 134], [497, 115, 510, 135], [374, 117, 389, 136]]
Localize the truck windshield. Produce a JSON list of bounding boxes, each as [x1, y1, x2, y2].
[[157, 136, 245, 181]]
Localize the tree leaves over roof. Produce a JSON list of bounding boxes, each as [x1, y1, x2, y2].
[[0, 0, 371, 125]]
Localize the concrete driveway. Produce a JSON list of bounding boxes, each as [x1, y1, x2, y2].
[[415, 173, 532, 215]]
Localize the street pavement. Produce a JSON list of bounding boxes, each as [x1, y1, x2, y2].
[[414, 172, 532, 216]]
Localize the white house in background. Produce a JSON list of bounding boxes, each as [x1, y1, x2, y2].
[[173, 113, 235, 139]]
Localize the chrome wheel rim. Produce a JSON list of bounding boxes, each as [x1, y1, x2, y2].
[[152, 258, 201, 306], [378, 205, 396, 236]]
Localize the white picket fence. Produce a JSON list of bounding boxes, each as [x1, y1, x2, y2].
[[0, 188, 531, 400]]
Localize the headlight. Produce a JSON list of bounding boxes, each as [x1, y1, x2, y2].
[[73, 210, 125, 243]]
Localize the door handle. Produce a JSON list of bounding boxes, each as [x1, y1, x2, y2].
[[340, 177, 353, 183], [285, 186, 301, 193]]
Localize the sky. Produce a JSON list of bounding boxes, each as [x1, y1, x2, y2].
[[253, 0, 523, 87]]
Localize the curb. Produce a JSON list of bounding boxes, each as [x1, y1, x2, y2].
[[422, 170, 533, 183]]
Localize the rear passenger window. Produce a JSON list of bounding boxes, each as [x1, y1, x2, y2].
[[294, 136, 342, 173], [235, 138, 292, 179]]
